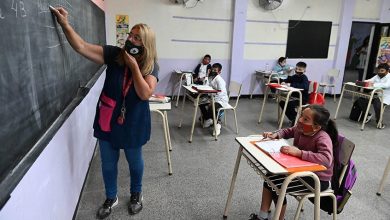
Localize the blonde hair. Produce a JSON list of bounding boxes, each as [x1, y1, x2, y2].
[[117, 24, 158, 76], [136, 23, 158, 76]]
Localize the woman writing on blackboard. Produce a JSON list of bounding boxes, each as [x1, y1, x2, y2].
[[51, 7, 158, 219]]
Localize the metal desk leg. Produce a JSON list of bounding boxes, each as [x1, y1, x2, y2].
[[175, 73, 185, 107], [223, 146, 243, 218], [153, 110, 173, 175], [258, 86, 269, 123], [178, 88, 187, 128], [189, 94, 201, 143], [211, 95, 218, 141], [377, 157, 390, 196], [274, 172, 321, 220], [377, 98, 385, 129], [294, 92, 303, 126], [334, 84, 346, 120], [361, 91, 376, 131], [278, 92, 292, 129], [164, 111, 172, 151]]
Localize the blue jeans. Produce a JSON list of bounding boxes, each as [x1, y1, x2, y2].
[[99, 140, 144, 199]]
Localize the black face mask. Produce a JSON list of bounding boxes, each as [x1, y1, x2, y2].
[[125, 40, 143, 55], [209, 71, 218, 78], [295, 71, 304, 75]]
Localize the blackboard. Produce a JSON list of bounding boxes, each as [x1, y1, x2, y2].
[[0, 0, 105, 206], [286, 20, 332, 58]]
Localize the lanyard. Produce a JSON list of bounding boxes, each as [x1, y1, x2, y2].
[[122, 67, 133, 98], [117, 68, 133, 125]]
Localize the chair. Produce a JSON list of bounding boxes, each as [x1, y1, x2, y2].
[[174, 71, 193, 107], [290, 136, 356, 220], [308, 81, 325, 105], [216, 81, 242, 134], [319, 69, 340, 103]]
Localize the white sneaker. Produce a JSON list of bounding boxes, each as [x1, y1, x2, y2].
[[203, 119, 213, 128], [364, 113, 372, 124], [212, 123, 221, 136]]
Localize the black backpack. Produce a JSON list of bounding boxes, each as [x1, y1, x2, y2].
[[349, 98, 369, 122]]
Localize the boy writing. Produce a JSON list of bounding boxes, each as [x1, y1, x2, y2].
[[364, 63, 390, 128], [199, 63, 229, 136], [279, 61, 309, 126]]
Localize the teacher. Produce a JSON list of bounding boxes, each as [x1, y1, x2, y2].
[[51, 7, 158, 219]]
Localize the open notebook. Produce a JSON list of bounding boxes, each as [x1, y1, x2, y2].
[[191, 85, 220, 92], [254, 139, 325, 172]]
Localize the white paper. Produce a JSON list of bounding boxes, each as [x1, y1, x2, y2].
[[255, 139, 290, 153]]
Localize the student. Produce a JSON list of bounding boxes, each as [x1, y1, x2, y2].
[[51, 7, 158, 219], [199, 63, 228, 136], [363, 63, 390, 129], [193, 54, 212, 85], [249, 105, 338, 220], [279, 62, 309, 126], [272, 57, 294, 82]]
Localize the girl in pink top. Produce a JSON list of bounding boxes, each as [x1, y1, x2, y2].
[[249, 105, 339, 220]]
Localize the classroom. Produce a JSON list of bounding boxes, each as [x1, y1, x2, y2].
[[1, 0, 390, 219]]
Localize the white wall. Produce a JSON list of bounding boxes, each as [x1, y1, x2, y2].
[[0, 72, 104, 220], [354, 0, 382, 21]]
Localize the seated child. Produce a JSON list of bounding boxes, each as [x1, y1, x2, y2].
[[272, 57, 294, 82], [249, 104, 338, 220], [279, 61, 309, 126], [199, 63, 229, 136], [362, 63, 390, 129], [193, 54, 211, 85]]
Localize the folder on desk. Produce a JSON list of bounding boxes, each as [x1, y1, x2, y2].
[[253, 140, 325, 172], [191, 85, 220, 93], [267, 83, 282, 89]]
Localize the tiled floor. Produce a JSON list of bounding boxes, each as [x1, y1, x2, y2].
[[75, 94, 390, 220]]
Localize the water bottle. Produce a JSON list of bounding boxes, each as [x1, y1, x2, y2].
[[265, 63, 269, 72]]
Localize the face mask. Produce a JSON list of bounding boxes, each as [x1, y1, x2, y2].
[[297, 121, 315, 133], [209, 71, 218, 78], [125, 40, 143, 55], [295, 71, 304, 75]]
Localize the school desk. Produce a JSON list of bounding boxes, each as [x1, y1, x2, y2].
[[149, 101, 173, 175], [334, 82, 384, 130], [178, 85, 219, 142], [223, 136, 326, 220], [258, 83, 303, 129]]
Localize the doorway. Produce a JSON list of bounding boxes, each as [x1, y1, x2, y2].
[[344, 22, 376, 83]]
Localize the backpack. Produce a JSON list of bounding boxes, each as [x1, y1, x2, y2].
[[349, 97, 368, 122], [317, 135, 357, 214]]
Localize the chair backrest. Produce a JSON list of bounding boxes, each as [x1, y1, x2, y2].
[[324, 68, 340, 84], [336, 136, 355, 185], [228, 81, 242, 108], [308, 81, 319, 93]]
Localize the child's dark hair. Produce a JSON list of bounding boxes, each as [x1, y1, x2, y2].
[[212, 63, 222, 71], [278, 57, 287, 63], [307, 104, 339, 150], [378, 63, 389, 71], [204, 54, 211, 59], [296, 61, 307, 68]]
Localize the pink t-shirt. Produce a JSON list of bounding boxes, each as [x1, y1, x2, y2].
[[276, 127, 334, 181]]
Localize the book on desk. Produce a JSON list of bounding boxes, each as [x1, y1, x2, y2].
[[149, 94, 171, 103], [191, 85, 220, 93], [253, 139, 326, 172]]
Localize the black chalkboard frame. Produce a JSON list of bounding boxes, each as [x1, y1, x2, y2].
[[0, 1, 106, 209]]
